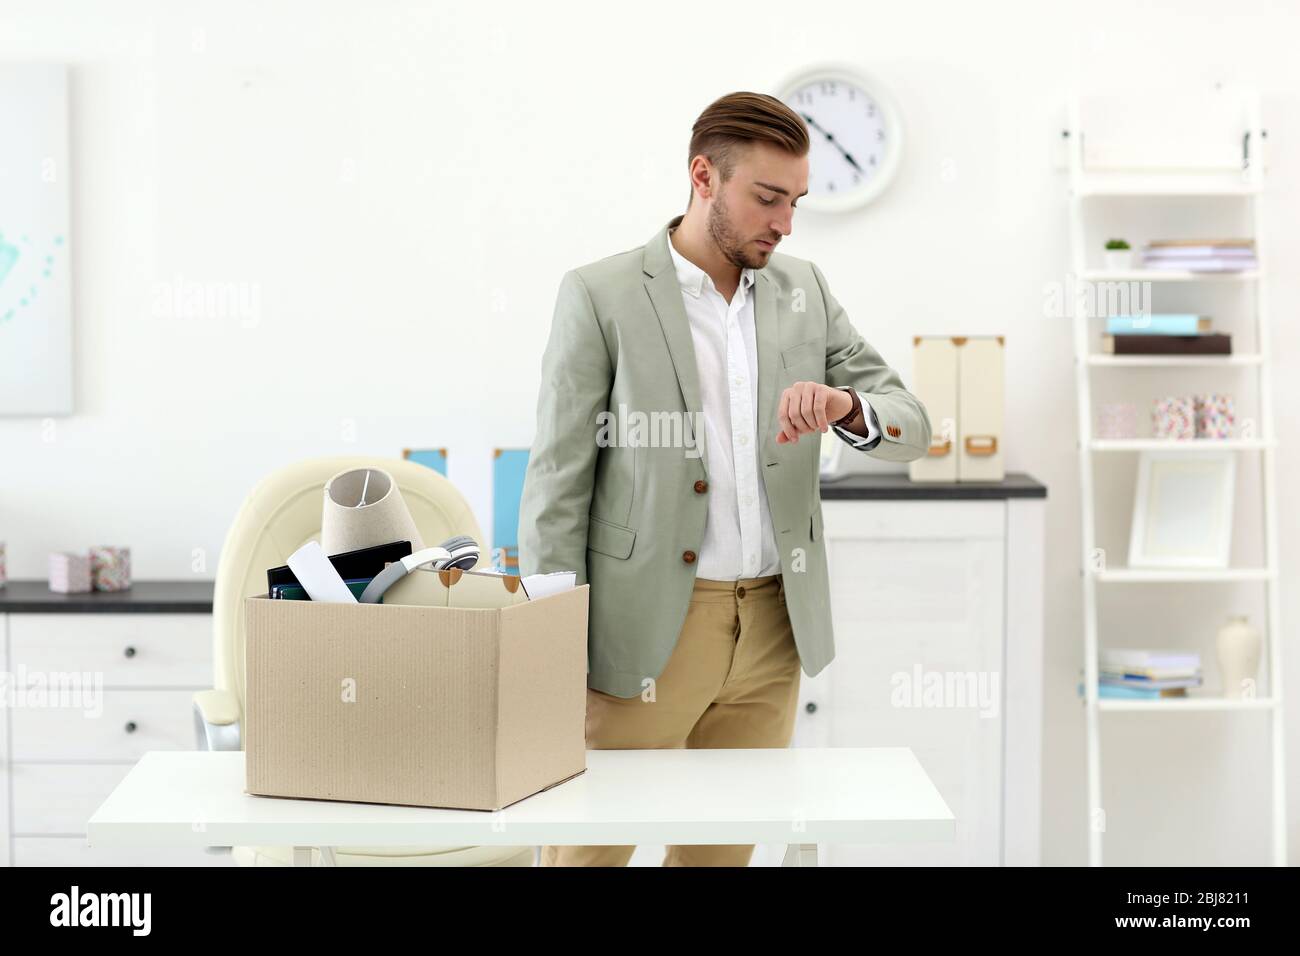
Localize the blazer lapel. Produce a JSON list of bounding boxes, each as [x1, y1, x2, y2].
[[753, 270, 781, 464], [643, 216, 708, 476]]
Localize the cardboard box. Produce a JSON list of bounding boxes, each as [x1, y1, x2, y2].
[[243, 584, 589, 811]]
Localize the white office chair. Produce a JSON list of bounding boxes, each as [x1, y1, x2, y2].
[[192, 455, 536, 866]]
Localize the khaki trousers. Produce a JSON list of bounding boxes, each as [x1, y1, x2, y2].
[[541, 573, 802, 867]]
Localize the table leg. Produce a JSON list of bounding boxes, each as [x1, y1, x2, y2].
[[781, 843, 819, 867]]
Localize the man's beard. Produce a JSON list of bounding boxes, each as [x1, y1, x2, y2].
[[706, 189, 770, 270]]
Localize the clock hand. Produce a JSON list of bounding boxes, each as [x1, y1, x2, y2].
[[800, 112, 865, 175]]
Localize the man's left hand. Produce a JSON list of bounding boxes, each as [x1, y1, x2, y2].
[[776, 382, 851, 444]]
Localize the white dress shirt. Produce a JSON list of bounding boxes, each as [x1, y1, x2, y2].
[[666, 230, 880, 581]]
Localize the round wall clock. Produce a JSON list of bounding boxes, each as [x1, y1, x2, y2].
[[776, 65, 904, 212]]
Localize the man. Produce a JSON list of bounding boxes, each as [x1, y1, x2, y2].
[[519, 91, 932, 867]]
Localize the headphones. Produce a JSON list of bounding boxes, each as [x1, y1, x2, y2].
[[358, 535, 480, 604]]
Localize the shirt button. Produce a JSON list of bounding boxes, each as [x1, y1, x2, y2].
[[694, 480, 708, 494], [738, 435, 748, 446], [682, 550, 697, 564]]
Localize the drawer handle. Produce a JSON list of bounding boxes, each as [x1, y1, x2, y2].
[[124, 646, 137, 658], [927, 439, 952, 457], [124, 721, 138, 734]]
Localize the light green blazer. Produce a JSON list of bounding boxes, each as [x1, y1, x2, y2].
[[519, 214, 932, 698]]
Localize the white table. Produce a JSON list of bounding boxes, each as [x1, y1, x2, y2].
[[87, 748, 955, 866]]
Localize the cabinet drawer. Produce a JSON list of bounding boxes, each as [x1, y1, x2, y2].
[[11, 763, 137, 835], [14, 837, 231, 867], [822, 500, 1004, 540], [11, 689, 197, 761], [8, 613, 211, 687]]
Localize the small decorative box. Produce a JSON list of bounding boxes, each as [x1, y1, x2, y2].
[[49, 551, 92, 594], [90, 545, 132, 591], [1194, 393, 1234, 439], [1153, 396, 1195, 440], [1097, 402, 1138, 439]]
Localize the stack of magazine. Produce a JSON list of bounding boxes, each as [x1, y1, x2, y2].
[[1142, 238, 1257, 272], [1078, 649, 1202, 699]]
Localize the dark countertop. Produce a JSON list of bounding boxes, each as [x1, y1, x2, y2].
[[0, 580, 215, 613], [820, 471, 1047, 500]]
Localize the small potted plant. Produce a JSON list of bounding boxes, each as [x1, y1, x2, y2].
[[1104, 238, 1132, 271]]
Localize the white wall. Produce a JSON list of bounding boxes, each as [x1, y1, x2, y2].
[[1, 0, 1296, 866]]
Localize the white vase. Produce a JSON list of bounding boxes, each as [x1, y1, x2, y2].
[[1216, 614, 1261, 699]]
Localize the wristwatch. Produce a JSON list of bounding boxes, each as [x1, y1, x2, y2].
[[830, 387, 862, 428]]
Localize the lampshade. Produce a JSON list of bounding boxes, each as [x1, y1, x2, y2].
[[320, 466, 425, 555]]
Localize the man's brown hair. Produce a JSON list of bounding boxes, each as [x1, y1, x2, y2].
[[686, 92, 810, 208]]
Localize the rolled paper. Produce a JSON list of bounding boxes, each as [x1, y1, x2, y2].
[[1152, 396, 1195, 440], [49, 551, 92, 593], [320, 467, 425, 555], [90, 545, 131, 591]]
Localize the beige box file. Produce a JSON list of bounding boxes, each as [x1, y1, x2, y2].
[[382, 566, 530, 609], [909, 335, 1005, 482], [909, 337, 959, 482], [957, 336, 1004, 481]]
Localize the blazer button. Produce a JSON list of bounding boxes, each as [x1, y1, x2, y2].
[[694, 480, 708, 494], [682, 550, 696, 564]]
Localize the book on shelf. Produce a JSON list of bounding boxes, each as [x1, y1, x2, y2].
[[1106, 314, 1211, 335], [1100, 649, 1201, 670], [1145, 246, 1256, 258], [1145, 238, 1254, 249], [1101, 333, 1231, 355], [1100, 674, 1202, 690], [1076, 682, 1192, 700], [1143, 258, 1258, 272], [1100, 664, 1203, 680]]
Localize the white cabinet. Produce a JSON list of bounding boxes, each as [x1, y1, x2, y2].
[[793, 476, 1046, 865], [0, 615, 9, 867], [0, 599, 222, 867]]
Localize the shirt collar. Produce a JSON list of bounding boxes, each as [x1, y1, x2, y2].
[[667, 227, 756, 299]]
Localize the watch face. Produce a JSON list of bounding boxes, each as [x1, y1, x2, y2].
[[779, 69, 902, 210]]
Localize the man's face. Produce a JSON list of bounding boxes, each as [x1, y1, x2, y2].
[[706, 141, 809, 270]]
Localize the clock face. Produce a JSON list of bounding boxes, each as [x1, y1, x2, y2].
[[778, 68, 903, 211]]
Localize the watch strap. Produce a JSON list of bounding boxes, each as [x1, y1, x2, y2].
[[830, 387, 862, 428]]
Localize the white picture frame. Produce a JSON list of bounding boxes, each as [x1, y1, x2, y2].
[[1128, 450, 1235, 568], [0, 63, 72, 416]]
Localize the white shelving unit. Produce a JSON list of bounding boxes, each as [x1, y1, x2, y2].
[[1065, 90, 1287, 867]]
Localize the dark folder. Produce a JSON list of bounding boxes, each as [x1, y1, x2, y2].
[[265, 540, 413, 597]]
